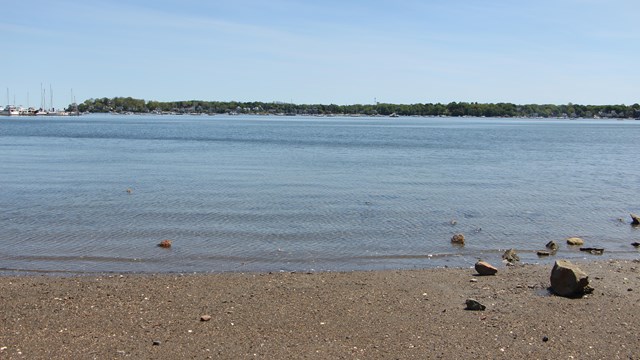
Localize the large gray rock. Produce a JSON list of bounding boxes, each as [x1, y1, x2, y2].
[[550, 260, 591, 297], [475, 260, 498, 276]]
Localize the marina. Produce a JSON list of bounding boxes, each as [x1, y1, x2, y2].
[[0, 105, 78, 116], [1, 86, 79, 116]]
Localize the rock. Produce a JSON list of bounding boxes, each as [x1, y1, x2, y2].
[[502, 249, 520, 263], [450, 219, 457, 226], [579, 247, 604, 255], [126, 188, 133, 194], [542, 336, 549, 342], [200, 315, 212, 321], [566, 237, 584, 246], [550, 260, 592, 297], [631, 213, 640, 225], [152, 340, 161, 346], [475, 260, 498, 276], [158, 239, 172, 248], [537, 250, 551, 257], [451, 233, 465, 245], [632, 242, 640, 247], [465, 298, 486, 311], [546, 241, 558, 251]]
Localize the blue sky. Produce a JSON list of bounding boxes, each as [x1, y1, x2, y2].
[[2, 0, 639, 107]]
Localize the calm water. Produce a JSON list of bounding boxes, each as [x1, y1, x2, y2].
[[1, 115, 639, 274]]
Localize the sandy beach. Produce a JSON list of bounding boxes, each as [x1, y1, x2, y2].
[[1, 259, 639, 359]]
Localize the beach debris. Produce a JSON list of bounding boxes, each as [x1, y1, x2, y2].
[[579, 247, 604, 255], [152, 340, 161, 346], [502, 249, 520, 263], [550, 260, 592, 297], [632, 242, 640, 247], [126, 188, 133, 194], [200, 315, 212, 322], [158, 239, 172, 248], [451, 233, 465, 245], [631, 213, 640, 225], [465, 298, 486, 311], [475, 260, 498, 276], [537, 250, 551, 257], [546, 241, 559, 251], [566, 237, 584, 246]]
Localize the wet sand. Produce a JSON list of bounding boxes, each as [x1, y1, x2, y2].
[[1, 259, 639, 359]]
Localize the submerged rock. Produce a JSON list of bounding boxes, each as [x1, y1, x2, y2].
[[465, 298, 486, 311], [546, 241, 559, 251], [550, 260, 592, 297], [631, 213, 640, 226], [632, 242, 640, 247], [475, 260, 498, 276], [502, 249, 520, 263], [537, 250, 551, 257], [158, 239, 172, 248], [451, 233, 465, 245], [566, 237, 584, 246], [579, 247, 604, 255]]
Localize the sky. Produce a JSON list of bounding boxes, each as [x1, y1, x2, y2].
[[2, 0, 639, 108]]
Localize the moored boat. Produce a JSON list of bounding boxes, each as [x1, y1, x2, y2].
[[0, 105, 20, 116]]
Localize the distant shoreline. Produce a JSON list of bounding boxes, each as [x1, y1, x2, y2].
[[69, 97, 640, 119]]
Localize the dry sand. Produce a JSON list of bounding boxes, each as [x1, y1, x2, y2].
[[1, 259, 639, 359]]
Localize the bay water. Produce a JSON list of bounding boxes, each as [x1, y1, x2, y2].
[[1, 115, 639, 274]]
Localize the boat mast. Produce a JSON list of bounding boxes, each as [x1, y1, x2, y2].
[[50, 84, 53, 111]]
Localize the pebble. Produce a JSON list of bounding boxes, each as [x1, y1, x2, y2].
[[152, 340, 161, 346], [465, 298, 486, 311], [542, 336, 549, 342], [201, 315, 212, 321]]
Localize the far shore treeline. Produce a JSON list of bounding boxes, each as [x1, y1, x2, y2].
[[72, 97, 640, 119]]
